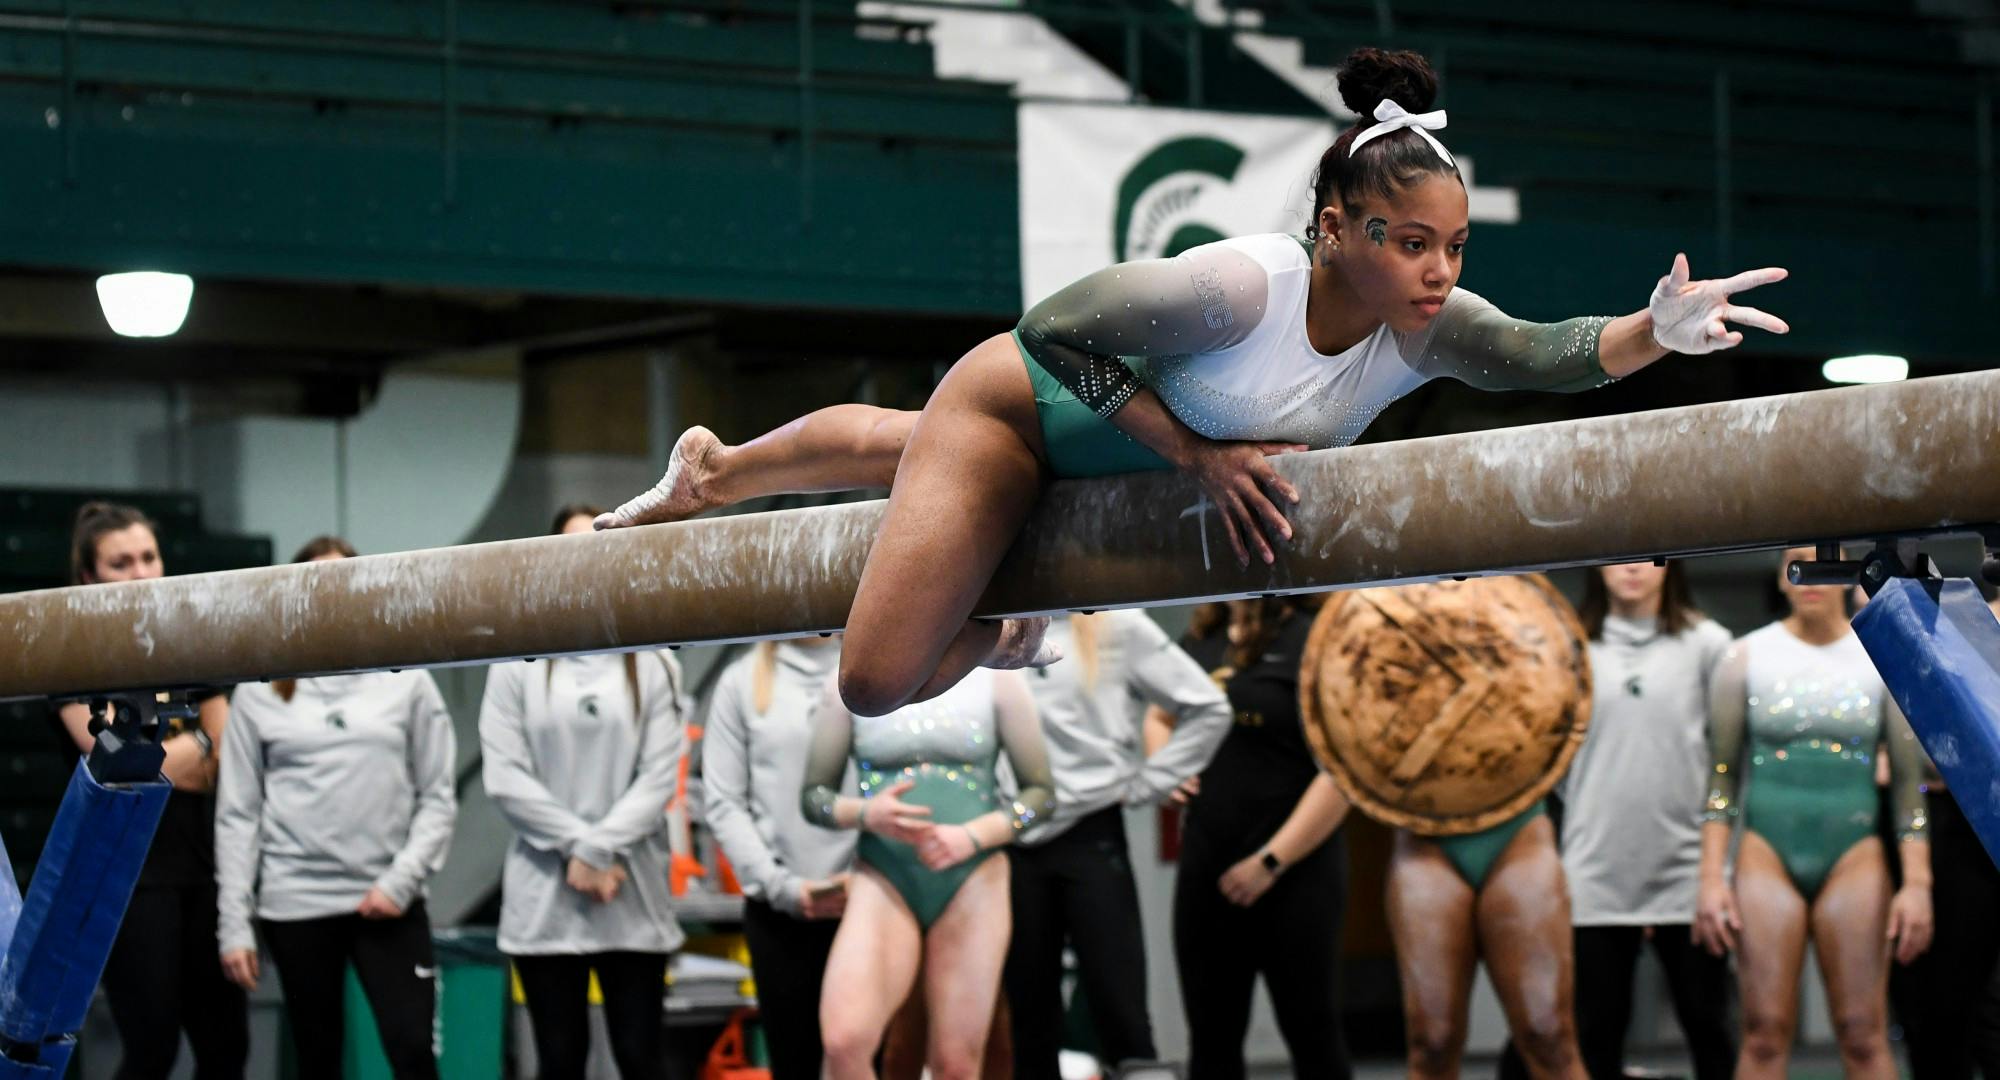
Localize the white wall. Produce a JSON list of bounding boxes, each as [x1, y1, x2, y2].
[[0, 376, 191, 491], [0, 367, 522, 562]]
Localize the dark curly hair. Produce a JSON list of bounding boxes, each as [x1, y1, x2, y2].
[[1303, 47, 1462, 241]]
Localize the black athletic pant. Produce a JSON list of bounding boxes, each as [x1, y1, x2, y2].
[[511, 950, 668, 1080], [1571, 924, 1734, 1080], [259, 903, 440, 1080], [1004, 805, 1158, 1078], [101, 883, 249, 1080], [1172, 818, 1350, 1080], [1889, 789, 2000, 1079], [741, 899, 840, 1080]]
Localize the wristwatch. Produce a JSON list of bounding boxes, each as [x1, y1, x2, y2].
[[1259, 849, 1282, 876]]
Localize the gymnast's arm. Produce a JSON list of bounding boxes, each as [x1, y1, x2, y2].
[[1885, 697, 1933, 885], [1016, 245, 1301, 565], [1014, 244, 1267, 421], [1412, 250, 1792, 387], [1884, 695, 1935, 960], [1405, 289, 1622, 392], [963, 671, 1056, 850], [478, 663, 594, 854], [1699, 643, 1750, 870], [799, 680, 865, 830], [1690, 641, 1751, 954]]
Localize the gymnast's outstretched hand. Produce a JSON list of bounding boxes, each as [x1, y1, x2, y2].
[[1648, 253, 1789, 355]]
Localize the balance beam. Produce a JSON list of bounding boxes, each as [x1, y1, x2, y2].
[[3, 370, 1998, 701]]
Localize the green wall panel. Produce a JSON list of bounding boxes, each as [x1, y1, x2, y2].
[[0, 2, 1023, 315]]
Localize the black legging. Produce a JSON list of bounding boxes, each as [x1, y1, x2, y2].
[[101, 882, 249, 1080], [258, 903, 440, 1080], [1889, 788, 2000, 1079], [512, 951, 668, 1080], [1004, 806, 1158, 1077], [1172, 816, 1350, 1080], [1573, 924, 1734, 1080], [741, 899, 839, 1080]]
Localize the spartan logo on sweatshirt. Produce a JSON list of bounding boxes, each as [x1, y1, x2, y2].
[[1624, 675, 1644, 698], [324, 710, 347, 730], [579, 694, 601, 719]]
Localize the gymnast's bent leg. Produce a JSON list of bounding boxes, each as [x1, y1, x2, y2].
[[833, 335, 1052, 716]]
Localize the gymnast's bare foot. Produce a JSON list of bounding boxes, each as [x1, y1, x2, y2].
[[595, 426, 724, 529], [984, 616, 1063, 670]]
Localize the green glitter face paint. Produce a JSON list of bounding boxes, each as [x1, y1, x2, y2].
[[1365, 217, 1388, 247]]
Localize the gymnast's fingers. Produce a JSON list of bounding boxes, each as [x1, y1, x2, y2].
[[1668, 252, 1691, 289], [1228, 491, 1276, 565], [1723, 305, 1788, 334], [1252, 447, 1305, 503], [1719, 266, 1787, 294], [1242, 477, 1295, 546], [1214, 495, 1250, 567]]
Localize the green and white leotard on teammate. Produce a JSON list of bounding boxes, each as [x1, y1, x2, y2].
[[1705, 622, 1928, 900], [1013, 234, 1616, 478], [800, 669, 1056, 928]]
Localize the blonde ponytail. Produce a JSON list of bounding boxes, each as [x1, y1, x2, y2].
[[750, 641, 779, 714], [1070, 612, 1104, 692]]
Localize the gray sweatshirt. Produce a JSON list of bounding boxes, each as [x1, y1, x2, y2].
[[1017, 612, 1233, 845], [1560, 614, 1732, 925], [701, 642, 857, 916], [215, 671, 458, 954], [481, 652, 687, 956]]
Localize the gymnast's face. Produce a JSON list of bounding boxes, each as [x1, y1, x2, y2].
[[1776, 545, 1844, 616], [1321, 172, 1468, 334], [559, 513, 595, 536], [87, 524, 162, 584], [1600, 561, 1666, 606]]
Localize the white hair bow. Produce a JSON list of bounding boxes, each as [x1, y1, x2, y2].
[[1348, 98, 1455, 168]]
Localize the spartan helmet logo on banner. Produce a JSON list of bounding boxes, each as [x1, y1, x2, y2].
[[1113, 136, 1246, 263]]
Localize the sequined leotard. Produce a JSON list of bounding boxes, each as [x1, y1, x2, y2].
[[1705, 622, 1927, 899], [800, 669, 1055, 928], [1012, 234, 1617, 478]]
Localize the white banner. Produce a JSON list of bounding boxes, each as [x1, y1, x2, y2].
[[1018, 103, 1333, 306], [1017, 102, 1520, 306]]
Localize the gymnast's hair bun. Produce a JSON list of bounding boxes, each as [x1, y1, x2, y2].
[[1336, 47, 1439, 119]]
